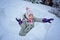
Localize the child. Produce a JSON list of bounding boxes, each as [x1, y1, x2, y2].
[[16, 7, 54, 36]]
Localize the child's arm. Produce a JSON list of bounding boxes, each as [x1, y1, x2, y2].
[[22, 13, 28, 20], [34, 17, 54, 23], [34, 17, 43, 22]]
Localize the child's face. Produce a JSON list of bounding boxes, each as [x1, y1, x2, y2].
[[28, 14, 33, 19]]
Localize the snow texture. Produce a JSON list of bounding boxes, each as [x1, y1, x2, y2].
[[0, 0, 60, 40]]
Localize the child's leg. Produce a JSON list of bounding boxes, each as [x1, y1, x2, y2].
[[19, 24, 33, 36], [19, 21, 28, 36], [16, 18, 28, 36]]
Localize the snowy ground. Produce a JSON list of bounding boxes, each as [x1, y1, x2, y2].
[[0, 0, 60, 40]]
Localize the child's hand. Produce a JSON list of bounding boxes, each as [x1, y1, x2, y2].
[[48, 18, 54, 23], [16, 18, 23, 25], [42, 18, 54, 23]]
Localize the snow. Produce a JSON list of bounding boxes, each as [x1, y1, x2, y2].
[[0, 0, 60, 40]]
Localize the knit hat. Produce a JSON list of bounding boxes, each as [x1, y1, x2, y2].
[[25, 7, 33, 18], [26, 7, 32, 14]]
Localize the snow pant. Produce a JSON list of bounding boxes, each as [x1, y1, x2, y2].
[[19, 21, 34, 36]]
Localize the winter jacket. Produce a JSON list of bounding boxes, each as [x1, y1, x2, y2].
[[19, 15, 44, 36]]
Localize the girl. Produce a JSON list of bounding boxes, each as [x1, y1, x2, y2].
[[16, 7, 54, 36]]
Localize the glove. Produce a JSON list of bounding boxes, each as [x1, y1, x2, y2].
[[42, 18, 54, 23], [16, 18, 23, 25]]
